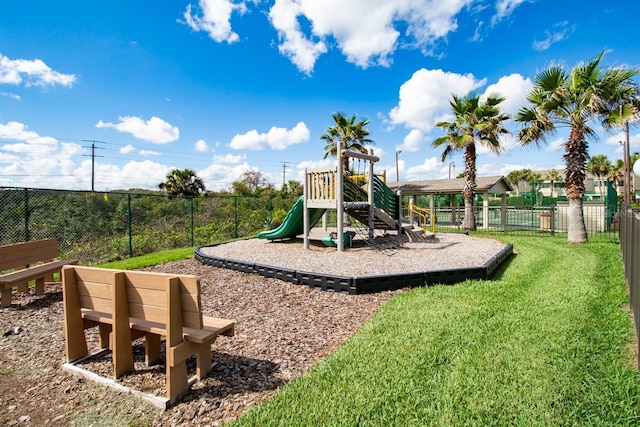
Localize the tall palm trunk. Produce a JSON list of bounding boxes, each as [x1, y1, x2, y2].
[[462, 143, 477, 231], [563, 129, 588, 243]]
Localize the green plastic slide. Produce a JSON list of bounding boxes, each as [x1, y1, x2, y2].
[[257, 196, 327, 240]]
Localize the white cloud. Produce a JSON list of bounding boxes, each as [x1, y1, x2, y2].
[[405, 156, 448, 181], [268, 0, 473, 73], [0, 121, 87, 189], [0, 121, 59, 153], [195, 139, 209, 152], [182, 0, 247, 43], [268, 0, 327, 75], [476, 133, 519, 156], [1, 92, 21, 100], [213, 153, 246, 163], [389, 68, 486, 132], [96, 116, 180, 143], [229, 121, 310, 150], [546, 137, 565, 152], [198, 161, 257, 191], [606, 131, 640, 153], [532, 21, 574, 52], [481, 73, 532, 117], [120, 144, 136, 154], [0, 54, 76, 87], [139, 149, 160, 156], [400, 129, 426, 152], [492, 0, 530, 25]]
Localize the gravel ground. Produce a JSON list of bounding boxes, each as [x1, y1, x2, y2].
[[200, 230, 508, 277], [0, 233, 507, 426]]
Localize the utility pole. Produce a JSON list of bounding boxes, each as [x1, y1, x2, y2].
[[281, 161, 290, 188], [395, 150, 401, 182], [82, 140, 106, 192]]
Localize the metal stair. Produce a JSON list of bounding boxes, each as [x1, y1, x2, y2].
[[401, 223, 435, 243], [344, 205, 398, 230]]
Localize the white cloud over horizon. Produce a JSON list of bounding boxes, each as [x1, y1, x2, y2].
[[389, 68, 486, 132], [96, 116, 180, 143], [229, 121, 310, 150]]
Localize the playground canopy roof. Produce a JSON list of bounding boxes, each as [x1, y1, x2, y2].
[[387, 175, 513, 196]]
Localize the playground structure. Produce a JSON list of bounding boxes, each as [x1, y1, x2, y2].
[[258, 144, 425, 251]]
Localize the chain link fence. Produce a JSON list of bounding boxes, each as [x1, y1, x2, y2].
[[1, 186, 620, 265], [0, 187, 300, 265]]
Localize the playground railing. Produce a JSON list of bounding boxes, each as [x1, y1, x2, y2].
[[406, 204, 435, 236], [372, 175, 398, 219], [305, 167, 338, 208]]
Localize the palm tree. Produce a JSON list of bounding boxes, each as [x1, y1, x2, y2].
[[320, 112, 373, 174], [158, 168, 205, 196], [531, 172, 543, 204], [586, 154, 612, 199], [546, 169, 561, 199], [433, 94, 510, 230], [516, 51, 640, 243], [506, 170, 522, 196]]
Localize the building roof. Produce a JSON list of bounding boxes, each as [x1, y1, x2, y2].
[[387, 175, 513, 195]]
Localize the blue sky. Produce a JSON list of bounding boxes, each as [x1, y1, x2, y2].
[[0, 0, 638, 191]]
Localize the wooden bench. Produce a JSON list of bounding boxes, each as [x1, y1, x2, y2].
[[61, 265, 235, 406], [0, 239, 78, 307]]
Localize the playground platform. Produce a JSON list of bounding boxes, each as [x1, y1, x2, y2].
[[195, 230, 513, 295]]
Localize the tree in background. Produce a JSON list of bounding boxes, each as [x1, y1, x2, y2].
[[586, 154, 612, 198], [158, 168, 205, 196], [231, 171, 274, 195], [433, 93, 509, 230], [516, 51, 639, 243], [506, 170, 523, 196], [546, 169, 562, 199], [320, 112, 373, 174]]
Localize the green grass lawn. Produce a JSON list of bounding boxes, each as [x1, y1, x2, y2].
[[95, 246, 195, 270], [230, 236, 640, 426]]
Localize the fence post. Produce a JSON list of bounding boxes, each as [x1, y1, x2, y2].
[[189, 197, 194, 247], [23, 188, 30, 242], [501, 194, 507, 234], [551, 204, 555, 237], [127, 193, 133, 258], [234, 196, 238, 239]]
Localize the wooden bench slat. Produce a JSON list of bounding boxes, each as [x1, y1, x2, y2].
[[0, 259, 78, 286], [0, 238, 60, 271], [123, 271, 200, 294], [79, 310, 235, 342]]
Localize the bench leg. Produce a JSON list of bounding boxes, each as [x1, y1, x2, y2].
[[1, 287, 11, 308], [196, 345, 212, 380], [145, 333, 161, 365], [34, 277, 45, 295], [16, 282, 28, 294], [99, 324, 111, 349], [167, 361, 188, 401]]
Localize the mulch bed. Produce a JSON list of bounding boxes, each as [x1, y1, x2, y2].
[[0, 258, 402, 426]]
